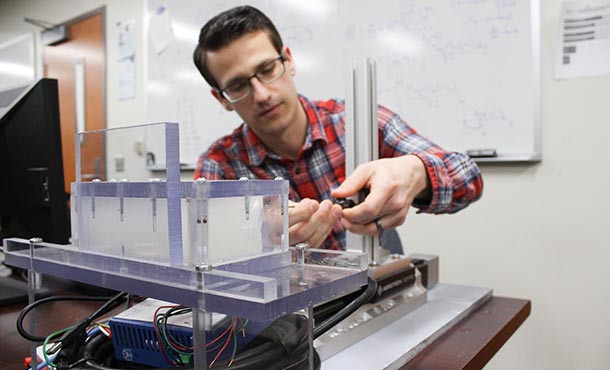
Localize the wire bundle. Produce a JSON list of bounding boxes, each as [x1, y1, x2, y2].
[[17, 292, 129, 369], [18, 294, 321, 370], [153, 305, 193, 366], [16, 276, 380, 369], [152, 305, 251, 367]]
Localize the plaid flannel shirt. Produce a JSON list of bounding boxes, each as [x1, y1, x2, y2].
[[195, 95, 483, 250]]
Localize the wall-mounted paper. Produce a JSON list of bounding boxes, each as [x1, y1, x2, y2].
[[555, 1, 610, 79], [148, 5, 174, 55]]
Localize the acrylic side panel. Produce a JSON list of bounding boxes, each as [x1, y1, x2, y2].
[[71, 182, 173, 263], [72, 122, 182, 264], [74, 195, 170, 263], [185, 179, 289, 267]]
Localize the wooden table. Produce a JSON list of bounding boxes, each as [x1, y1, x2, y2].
[[0, 281, 529, 370], [402, 296, 531, 370]]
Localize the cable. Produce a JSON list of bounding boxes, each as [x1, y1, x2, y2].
[[69, 313, 320, 370], [21, 281, 379, 370], [88, 292, 129, 321], [209, 317, 237, 367], [152, 304, 180, 366], [313, 276, 378, 338], [82, 330, 108, 362], [21, 281, 373, 369], [17, 295, 116, 342], [22, 292, 129, 369], [53, 292, 129, 367], [210, 313, 317, 370], [42, 326, 72, 368]]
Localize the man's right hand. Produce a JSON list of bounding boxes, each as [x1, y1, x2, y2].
[[288, 198, 342, 248]]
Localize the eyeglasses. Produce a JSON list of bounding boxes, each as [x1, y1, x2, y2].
[[218, 55, 286, 103]]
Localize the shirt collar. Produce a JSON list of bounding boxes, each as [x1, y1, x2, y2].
[[244, 95, 329, 166], [300, 95, 328, 147]]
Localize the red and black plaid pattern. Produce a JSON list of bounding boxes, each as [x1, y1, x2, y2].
[[195, 95, 483, 250]]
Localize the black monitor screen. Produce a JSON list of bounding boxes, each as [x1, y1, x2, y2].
[[0, 78, 70, 245]]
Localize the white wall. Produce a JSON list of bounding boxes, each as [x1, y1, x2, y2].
[[400, 1, 610, 369], [1, 1, 609, 369]]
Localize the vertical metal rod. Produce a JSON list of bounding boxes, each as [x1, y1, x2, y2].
[[192, 307, 207, 369], [345, 61, 364, 253], [345, 58, 382, 262], [345, 61, 357, 179], [307, 305, 315, 370], [296, 243, 308, 286], [193, 264, 210, 369], [368, 58, 379, 163], [367, 58, 380, 266], [28, 238, 42, 370]]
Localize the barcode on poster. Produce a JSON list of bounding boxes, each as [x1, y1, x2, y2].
[[563, 45, 577, 53]]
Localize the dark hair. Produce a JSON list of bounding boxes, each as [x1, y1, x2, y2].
[[193, 5, 283, 89]]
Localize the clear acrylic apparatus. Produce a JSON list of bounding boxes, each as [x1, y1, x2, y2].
[[3, 122, 367, 369]]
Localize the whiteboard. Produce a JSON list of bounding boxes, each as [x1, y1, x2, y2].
[[145, 0, 540, 166]]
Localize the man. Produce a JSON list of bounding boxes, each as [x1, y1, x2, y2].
[[193, 5, 483, 251]]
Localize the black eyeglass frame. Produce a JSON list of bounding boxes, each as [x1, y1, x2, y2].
[[217, 55, 286, 103]]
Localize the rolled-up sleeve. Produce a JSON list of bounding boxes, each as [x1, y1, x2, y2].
[[378, 105, 483, 214]]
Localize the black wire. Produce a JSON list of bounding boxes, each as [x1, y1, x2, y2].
[[87, 292, 129, 322], [25, 276, 372, 370], [67, 358, 90, 369], [281, 349, 321, 370], [82, 330, 107, 361], [82, 361, 117, 370], [312, 276, 378, 338], [75, 313, 320, 370], [16, 295, 116, 342], [18, 278, 372, 368], [93, 340, 115, 366], [161, 307, 192, 351], [54, 292, 129, 366], [211, 314, 315, 370]]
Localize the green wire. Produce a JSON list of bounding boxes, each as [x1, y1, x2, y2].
[[155, 310, 250, 364], [162, 308, 193, 354], [238, 319, 249, 334], [230, 324, 238, 364], [42, 326, 74, 368], [156, 312, 190, 361], [160, 318, 191, 355]]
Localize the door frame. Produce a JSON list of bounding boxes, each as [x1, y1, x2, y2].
[[43, 6, 107, 190]]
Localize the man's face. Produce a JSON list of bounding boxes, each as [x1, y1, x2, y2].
[[206, 31, 301, 140]]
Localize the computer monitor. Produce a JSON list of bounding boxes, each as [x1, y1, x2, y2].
[[0, 78, 70, 304]]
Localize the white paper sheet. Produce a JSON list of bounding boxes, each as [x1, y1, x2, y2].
[[117, 56, 135, 100], [117, 19, 136, 100], [117, 19, 136, 59], [148, 5, 174, 55], [555, 1, 610, 79]]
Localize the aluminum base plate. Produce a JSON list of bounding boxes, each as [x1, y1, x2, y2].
[[322, 283, 492, 370]]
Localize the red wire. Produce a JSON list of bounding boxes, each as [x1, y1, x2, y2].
[[206, 318, 235, 348], [210, 317, 237, 367], [165, 315, 192, 352], [153, 304, 181, 366], [153, 306, 241, 367], [166, 312, 235, 351]]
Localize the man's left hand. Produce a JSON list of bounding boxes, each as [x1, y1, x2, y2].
[[331, 155, 429, 235]]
